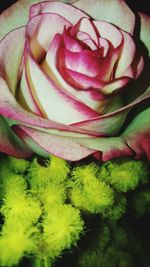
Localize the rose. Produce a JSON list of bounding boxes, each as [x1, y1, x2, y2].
[[0, 0, 150, 161]]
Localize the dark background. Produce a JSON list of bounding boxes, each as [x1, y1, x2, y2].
[[0, 0, 150, 15]]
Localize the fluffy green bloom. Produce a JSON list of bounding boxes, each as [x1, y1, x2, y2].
[[38, 183, 66, 209], [0, 173, 27, 196], [1, 191, 41, 225], [70, 163, 99, 186], [0, 225, 36, 267], [41, 204, 84, 259], [99, 159, 149, 192], [47, 155, 70, 183], [28, 155, 69, 190], [69, 164, 114, 213], [7, 156, 30, 174], [28, 158, 53, 189], [102, 194, 126, 221], [0, 157, 29, 199]]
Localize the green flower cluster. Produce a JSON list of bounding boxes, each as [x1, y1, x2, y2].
[[0, 156, 83, 267], [0, 155, 149, 267]]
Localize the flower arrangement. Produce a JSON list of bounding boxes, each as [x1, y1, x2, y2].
[[0, 0, 150, 266]]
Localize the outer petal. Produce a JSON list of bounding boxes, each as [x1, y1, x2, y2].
[[14, 125, 95, 161], [139, 12, 150, 56], [0, 0, 74, 40], [71, 88, 150, 133], [0, 78, 99, 137], [79, 136, 134, 162], [123, 107, 150, 160], [71, 96, 127, 135], [0, 27, 25, 95], [0, 115, 32, 158], [29, 1, 89, 23], [74, 0, 135, 34]]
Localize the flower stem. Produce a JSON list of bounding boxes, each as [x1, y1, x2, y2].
[[33, 257, 51, 267]]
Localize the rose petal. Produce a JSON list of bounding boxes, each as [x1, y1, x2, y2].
[[25, 54, 99, 124], [62, 28, 84, 52], [135, 55, 144, 79], [59, 67, 110, 113], [78, 135, 134, 162], [29, 0, 89, 22], [115, 31, 136, 79], [14, 125, 95, 161], [123, 107, 150, 160], [26, 13, 71, 61], [77, 32, 97, 50], [71, 88, 150, 133], [96, 46, 121, 81], [99, 38, 110, 57], [71, 95, 126, 135], [93, 20, 123, 48], [139, 12, 150, 56], [59, 48, 101, 77], [17, 67, 43, 116], [70, 17, 98, 45], [74, 0, 135, 34], [100, 77, 131, 95], [59, 67, 105, 91], [0, 27, 25, 95], [0, 115, 32, 158]]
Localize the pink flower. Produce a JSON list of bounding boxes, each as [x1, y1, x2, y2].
[[0, 0, 150, 161]]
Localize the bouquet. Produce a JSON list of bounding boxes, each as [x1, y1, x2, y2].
[[0, 1, 150, 266]]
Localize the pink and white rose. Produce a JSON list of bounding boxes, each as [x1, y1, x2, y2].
[[0, 0, 150, 161]]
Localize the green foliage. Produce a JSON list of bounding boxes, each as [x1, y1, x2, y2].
[[75, 221, 134, 267], [99, 158, 149, 192], [0, 156, 30, 175], [129, 188, 150, 217], [69, 164, 114, 214]]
